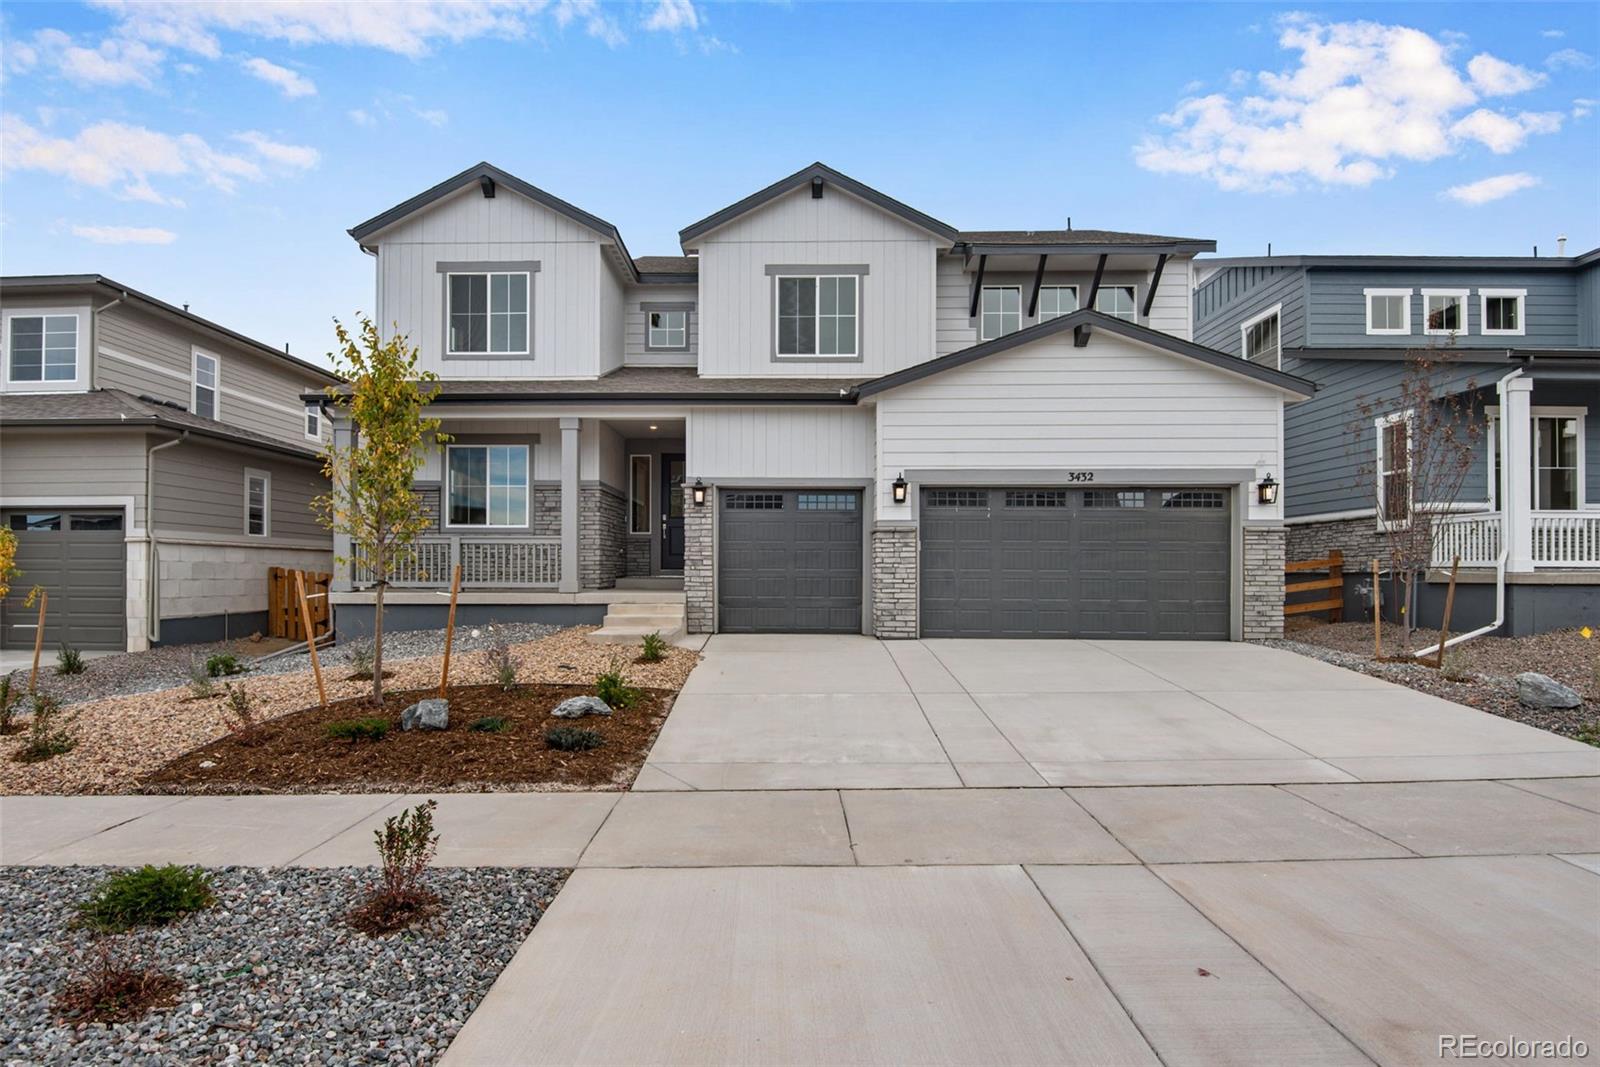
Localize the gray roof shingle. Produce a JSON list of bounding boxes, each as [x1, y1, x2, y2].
[[419, 366, 861, 403], [634, 256, 699, 275], [958, 229, 1214, 250], [1, 388, 324, 459]]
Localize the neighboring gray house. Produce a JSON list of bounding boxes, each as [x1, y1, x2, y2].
[[1194, 248, 1600, 635], [326, 161, 1312, 644], [0, 276, 341, 651]]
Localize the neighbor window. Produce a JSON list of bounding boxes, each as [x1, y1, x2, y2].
[[1241, 307, 1281, 367], [1376, 412, 1413, 528], [6, 314, 77, 382], [448, 272, 529, 355], [1365, 289, 1411, 335], [776, 275, 858, 357], [244, 470, 269, 537], [629, 454, 651, 534], [1481, 289, 1526, 336], [193, 351, 219, 420], [1423, 290, 1466, 335], [647, 310, 687, 350], [1535, 414, 1581, 510], [1037, 285, 1079, 322], [980, 286, 1021, 340], [1095, 285, 1137, 321], [447, 444, 528, 527], [304, 403, 320, 441]]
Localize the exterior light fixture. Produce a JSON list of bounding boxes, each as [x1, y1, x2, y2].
[[892, 473, 909, 504], [1257, 473, 1279, 506], [692, 479, 707, 507]]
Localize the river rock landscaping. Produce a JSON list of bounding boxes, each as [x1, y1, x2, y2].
[[0, 864, 566, 1066]]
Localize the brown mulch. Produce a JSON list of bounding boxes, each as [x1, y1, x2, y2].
[[140, 683, 675, 794]]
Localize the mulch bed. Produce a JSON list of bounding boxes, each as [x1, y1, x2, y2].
[[139, 683, 674, 794]]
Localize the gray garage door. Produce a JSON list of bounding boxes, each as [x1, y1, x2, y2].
[[1, 510, 127, 651], [919, 487, 1230, 640], [718, 490, 862, 633]]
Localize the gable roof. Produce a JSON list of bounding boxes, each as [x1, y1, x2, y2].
[[678, 162, 960, 248], [854, 309, 1315, 400], [0, 388, 323, 461]]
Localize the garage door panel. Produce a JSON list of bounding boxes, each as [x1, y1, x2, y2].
[[718, 490, 862, 634], [1, 510, 126, 651]]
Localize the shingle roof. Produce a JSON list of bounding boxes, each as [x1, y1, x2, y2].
[[957, 230, 1215, 253], [0, 388, 324, 460], [634, 256, 698, 275]]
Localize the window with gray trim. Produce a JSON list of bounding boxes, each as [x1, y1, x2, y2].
[[1095, 286, 1137, 321], [980, 286, 1021, 340], [647, 310, 687, 349], [447, 445, 528, 526], [448, 272, 529, 355], [1037, 286, 1079, 322], [7, 314, 76, 382], [193, 351, 219, 420], [245, 470, 270, 537], [1243, 311, 1280, 367], [776, 275, 857, 357]]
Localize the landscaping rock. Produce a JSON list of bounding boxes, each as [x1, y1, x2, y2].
[[1515, 672, 1582, 710], [551, 695, 613, 719], [401, 698, 450, 731]]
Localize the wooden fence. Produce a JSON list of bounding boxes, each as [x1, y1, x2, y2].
[[267, 568, 331, 641], [1284, 550, 1344, 623]]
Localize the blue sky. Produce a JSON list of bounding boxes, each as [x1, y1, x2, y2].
[[2, 1, 1596, 368]]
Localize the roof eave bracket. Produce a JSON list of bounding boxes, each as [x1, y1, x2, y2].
[[1141, 254, 1168, 318], [968, 254, 988, 319], [1074, 323, 1093, 348], [479, 175, 496, 198]]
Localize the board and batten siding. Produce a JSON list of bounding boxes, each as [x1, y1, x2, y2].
[[693, 185, 940, 378], [372, 185, 606, 379], [1193, 265, 1308, 359], [151, 441, 327, 544], [0, 429, 148, 526], [686, 406, 874, 480], [597, 259, 627, 376], [624, 283, 698, 366], [1576, 261, 1599, 348], [1305, 269, 1580, 349]]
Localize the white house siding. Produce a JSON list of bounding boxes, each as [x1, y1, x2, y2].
[[692, 186, 940, 378], [624, 283, 698, 366], [372, 185, 605, 379], [687, 406, 874, 480], [597, 260, 627, 376]]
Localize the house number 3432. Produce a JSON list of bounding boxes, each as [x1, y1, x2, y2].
[[1066, 472, 1095, 482]]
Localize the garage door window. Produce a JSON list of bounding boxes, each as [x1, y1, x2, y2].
[[924, 489, 987, 509], [71, 515, 123, 531], [1005, 490, 1067, 507], [1084, 490, 1143, 508], [724, 492, 784, 510], [797, 493, 857, 511], [9, 513, 62, 531], [1160, 490, 1226, 509]]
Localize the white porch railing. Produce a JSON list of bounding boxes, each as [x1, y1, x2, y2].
[[1531, 512, 1600, 568], [1431, 513, 1501, 567], [353, 536, 561, 588]]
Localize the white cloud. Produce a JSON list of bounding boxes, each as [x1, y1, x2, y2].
[[1442, 172, 1539, 205], [10, 27, 165, 87], [71, 224, 178, 245], [1546, 48, 1595, 71], [232, 130, 320, 169], [1574, 98, 1597, 119], [1541, 29, 1565, 39], [552, 0, 625, 47], [241, 55, 316, 98], [414, 107, 449, 127], [1137, 16, 1564, 192], [645, 0, 699, 33], [347, 108, 375, 126]]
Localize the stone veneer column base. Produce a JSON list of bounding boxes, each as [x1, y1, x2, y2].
[[578, 485, 627, 590], [870, 526, 918, 639], [1242, 525, 1286, 641], [1286, 515, 1387, 566], [683, 484, 715, 633]]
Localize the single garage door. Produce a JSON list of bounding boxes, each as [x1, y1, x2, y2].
[[919, 487, 1230, 640], [1, 510, 127, 651], [718, 489, 862, 633]]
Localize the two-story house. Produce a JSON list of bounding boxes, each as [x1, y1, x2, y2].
[[0, 276, 340, 652], [1194, 249, 1600, 636], [328, 161, 1313, 643]]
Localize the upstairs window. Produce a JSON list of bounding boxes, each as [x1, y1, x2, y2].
[[1037, 285, 1079, 322], [448, 272, 529, 355], [7, 314, 78, 382], [244, 470, 270, 537], [776, 275, 858, 357], [1095, 285, 1137, 321], [1241, 306, 1281, 367], [447, 444, 528, 527], [1365, 289, 1411, 335], [647, 310, 687, 350], [304, 402, 320, 441], [980, 286, 1021, 340], [1481, 289, 1525, 336], [1423, 290, 1466, 335], [1375, 412, 1413, 529], [192, 351, 219, 420]]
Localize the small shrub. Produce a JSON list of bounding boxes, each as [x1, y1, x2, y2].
[[205, 651, 244, 678], [56, 643, 86, 676], [469, 715, 507, 733], [639, 631, 667, 663], [223, 683, 262, 746], [54, 939, 182, 1025], [77, 865, 215, 932], [593, 664, 640, 709], [1439, 649, 1472, 682], [486, 623, 517, 690], [0, 675, 22, 735], [186, 656, 216, 699], [326, 717, 390, 742], [346, 638, 376, 681], [1578, 722, 1600, 749], [15, 693, 76, 763], [349, 799, 440, 935], [545, 725, 603, 752]]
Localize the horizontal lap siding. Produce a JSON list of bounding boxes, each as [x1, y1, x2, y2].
[[1193, 265, 1307, 358], [687, 406, 874, 480], [152, 441, 327, 542], [0, 429, 147, 525], [624, 283, 698, 366], [1307, 269, 1580, 348]]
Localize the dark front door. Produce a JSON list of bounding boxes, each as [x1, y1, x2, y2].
[[660, 453, 686, 571]]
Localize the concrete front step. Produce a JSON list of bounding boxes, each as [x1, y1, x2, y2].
[[606, 602, 687, 617], [588, 621, 687, 645]]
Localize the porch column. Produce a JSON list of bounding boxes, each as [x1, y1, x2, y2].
[[559, 416, 581, 592], [331, 420, 354, 593], [1503, 377, 1535, 574]]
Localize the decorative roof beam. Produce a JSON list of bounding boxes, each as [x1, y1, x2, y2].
[[1085, 254, 1108, 312], [968, 254, 988, 319], [1142, 254, 1168, 318], [1027, 254, 1048, 318], [479, 175, 496, 198], [1074, 324, 1093, 348]]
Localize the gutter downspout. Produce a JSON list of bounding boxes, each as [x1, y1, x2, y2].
[[1414, 365, 1522, 659], [90, 289, 129, 368], [145, 431, 189, 645]]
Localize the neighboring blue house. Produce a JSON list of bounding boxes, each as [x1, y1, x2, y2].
[[1194, 245, 1600, 636]]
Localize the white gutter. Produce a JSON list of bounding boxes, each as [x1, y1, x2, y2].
[[145, 431, 189, 644], [1413, 366, 1521, 660]]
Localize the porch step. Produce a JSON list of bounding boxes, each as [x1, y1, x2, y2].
[[613, 576, 685, 591], [587, 599, 687, 645]]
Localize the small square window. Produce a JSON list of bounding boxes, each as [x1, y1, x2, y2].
[[980, 287, 1021, 340], [1423, 291, 1466, 335], [1481, 290, 1525, 336], [1365, 290, 1411, 335], [1037, 286, 1078, 322], [647, 310, 688, 350], [1095, 286, 1137, 321], [7, 314, 78, 383]]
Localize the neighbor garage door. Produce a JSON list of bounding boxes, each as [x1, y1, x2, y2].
[[919, 487, 1230, 639], [718, 489, 862, 633], [0, 510, 127, 651]]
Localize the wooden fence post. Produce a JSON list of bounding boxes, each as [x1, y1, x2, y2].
[[1433, 555, 1461, 669], [1327, 550, 1343, 623], [296, 570, 327, 710], [28, 590, 48, 694], [438, 563, 462, 700]]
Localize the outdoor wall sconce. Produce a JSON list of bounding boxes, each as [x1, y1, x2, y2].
[[692, 479, 707, 507], [892, 474, 909, 504], [1257, 473, 1279, 506]]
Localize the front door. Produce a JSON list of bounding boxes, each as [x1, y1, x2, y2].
[[660, 453, 686, 571]]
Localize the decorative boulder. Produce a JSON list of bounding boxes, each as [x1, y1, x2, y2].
[[401, 698, 450, 731], [552, 696, 613, 719], [1514, 672, 1582, 710]]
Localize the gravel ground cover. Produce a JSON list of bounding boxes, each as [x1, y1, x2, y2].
[[1, 627, 700, 795], [1273, 622, 1597, 741], [0, 864, 565, 1066]]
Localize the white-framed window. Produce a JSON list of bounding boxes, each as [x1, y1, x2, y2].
[[244, 469, 270, 537], [629, 454, 651, 534], [646, 310, 687, 350], [447, 272, 529, 355], [1375, 411, 1414, 529], [446, 444, 528, 527], [1422, 289, 1467, 336], [1095, 285, 1137, 321], [192, 350, 219, 420], [776, 275, 858, 357], [5, 312, 79, 383], [304, 402, 321, 441], [1037, 285, 1079, 322], [979, 286, 1021, 340], [1480, 289, 1526, 337], [1364, 288, 1412, 335], [1240, 304, 1282, 368], [1487, 406, 1586, 511]]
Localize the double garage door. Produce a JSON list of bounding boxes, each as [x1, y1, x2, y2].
[[1, 510, 127, 651]]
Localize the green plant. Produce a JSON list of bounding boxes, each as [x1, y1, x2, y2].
[[187, 656, 216, 699], [593, 664, 640, 709], [348, 799, 440, 935], [639, 631, 667, 663], [55, 643, 86, 676], [469, 716, 507, 733], [205, 652, 244, 678], [0, 675, 22, 734], [76, 865, 215, 932], [485, 623, 517, 690], [1439, 649, 1472, 682], [223, 683, 263, 746], [1577, 722, 1600, 749], [53, 938, 182, 1024], [545, 725, 603, 752], [326, 717, 390, 742], [15, 692, 75, 762], [346, 638, 376, 680]]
